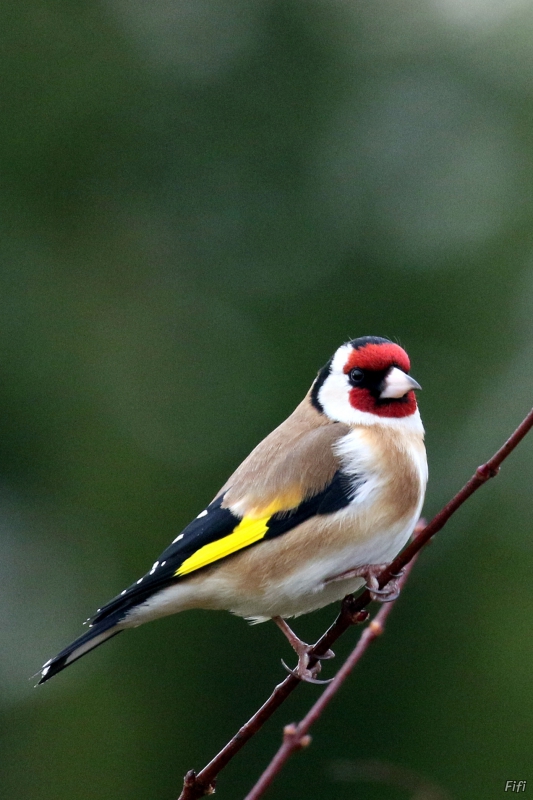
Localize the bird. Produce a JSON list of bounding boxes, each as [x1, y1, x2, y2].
[[38, 336, 427, 685]]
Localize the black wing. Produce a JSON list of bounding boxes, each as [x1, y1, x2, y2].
[[92, 470, 362, 625], [37, 471, 363, 683]]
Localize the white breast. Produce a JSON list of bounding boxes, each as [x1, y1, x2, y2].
[[334, 428, 385, 508]]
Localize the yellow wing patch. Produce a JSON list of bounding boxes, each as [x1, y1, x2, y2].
[[175, 515, 271, 577], [238, 488, 305, 519]]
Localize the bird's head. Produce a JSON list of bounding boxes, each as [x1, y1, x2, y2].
[[311, 336, 422, 428]]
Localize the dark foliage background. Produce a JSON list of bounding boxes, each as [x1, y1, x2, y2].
[[1, 3, 532, 798]]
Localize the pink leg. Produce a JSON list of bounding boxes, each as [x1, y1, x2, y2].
[[272, 616, 334, 684]]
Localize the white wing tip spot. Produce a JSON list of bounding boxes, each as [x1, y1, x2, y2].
[[161, 560, 166, 566], [136, 578, 143, 584], [149, 561, 159, 575], [121, 589, 127, 595], [172, 533, 184, 543], [197, 509, 208, 519]]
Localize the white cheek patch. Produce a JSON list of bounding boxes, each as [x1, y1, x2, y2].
[[317, 369, 354, 424], [317, 343, 424, 433], [318, 343, 363, 424]]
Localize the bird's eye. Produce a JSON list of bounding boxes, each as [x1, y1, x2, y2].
[[349, 368, 364, 384]]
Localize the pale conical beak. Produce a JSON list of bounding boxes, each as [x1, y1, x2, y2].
[[380, 367, 422, 399]]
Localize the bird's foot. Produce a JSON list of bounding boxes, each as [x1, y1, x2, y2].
[[325, 563, 402, 603], [362, 564, 402, 602], [280, 657, 335, 685], [273, 616, 335, 684]]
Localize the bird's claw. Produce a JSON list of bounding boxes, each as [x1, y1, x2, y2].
[[280, 658, 335, 685], [388, 568, 404, 579], [364, 571, 401, 603], [313, 648, 335, 660], [272, 616, 335, 682], [365, 583, 401, 602], [280, 644, 335, 683]]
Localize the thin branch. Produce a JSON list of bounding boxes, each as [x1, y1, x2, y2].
[[178, 405, 533, 800], [243, 547, 421, 800]]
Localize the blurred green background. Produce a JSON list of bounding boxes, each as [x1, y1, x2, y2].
[[1, 2, 533, 798]]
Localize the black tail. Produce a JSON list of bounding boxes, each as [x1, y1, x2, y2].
[[38, 618, 123, 684], [37, 544, 184, 684]]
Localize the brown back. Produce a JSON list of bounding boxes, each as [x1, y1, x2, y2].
[[217, 395, 350, 517]]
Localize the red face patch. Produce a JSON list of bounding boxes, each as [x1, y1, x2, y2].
[[348, 387, 417, 417], [343, 342, 410, 374], [344, 342, 417, 417]]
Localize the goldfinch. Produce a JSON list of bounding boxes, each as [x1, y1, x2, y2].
[[38, 336, 427, 684]]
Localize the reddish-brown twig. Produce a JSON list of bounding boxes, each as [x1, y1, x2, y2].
[[178, 603, 370, 799], [243, 550, 421, 800], [178, 405, 533, 800]]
